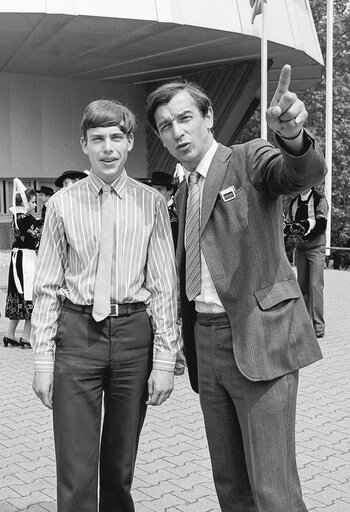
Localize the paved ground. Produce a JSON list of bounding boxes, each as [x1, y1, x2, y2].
[[0, 258, 349, 511]]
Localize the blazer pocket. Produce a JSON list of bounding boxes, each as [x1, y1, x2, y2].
[[218, 186, 248, 226], [254, 279, 300, 310], [219, 186, 245, 205]]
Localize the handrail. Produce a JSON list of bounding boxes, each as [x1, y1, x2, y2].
[[327, 247, 350, 252]]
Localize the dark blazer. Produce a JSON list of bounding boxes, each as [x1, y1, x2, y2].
[[175, 133, 326, 393]]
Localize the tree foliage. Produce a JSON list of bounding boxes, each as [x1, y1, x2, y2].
[[303, 0, 350, 246], [236, 0, 350, 246]]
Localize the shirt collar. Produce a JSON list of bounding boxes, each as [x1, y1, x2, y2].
[[300, 190, 312, 201], [184, 140, 218, 183], [9, 206, 27, 216], [88, 169, 127, 198]]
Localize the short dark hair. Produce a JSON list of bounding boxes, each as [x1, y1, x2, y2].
[[15, 188, 35, 207], [146, 81, 213, 133], [80, 99, 136, 141]]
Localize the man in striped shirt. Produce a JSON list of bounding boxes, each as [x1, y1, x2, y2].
[[31, 99, 181, 512]]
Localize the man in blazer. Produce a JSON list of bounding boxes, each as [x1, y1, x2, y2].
[[146, 65, 326, 512]]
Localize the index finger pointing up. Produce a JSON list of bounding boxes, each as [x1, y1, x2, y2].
[[270, 64, 291, 107]]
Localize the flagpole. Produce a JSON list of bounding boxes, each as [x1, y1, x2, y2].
[[325, 0, 333, 255], [260, 0, 268, 139]]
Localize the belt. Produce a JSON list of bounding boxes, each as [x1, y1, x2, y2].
[[63, 299, 147, 317], [196, 311, 230, 327]]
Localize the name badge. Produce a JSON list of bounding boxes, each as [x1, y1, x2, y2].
[[219, 186, 236, 202]]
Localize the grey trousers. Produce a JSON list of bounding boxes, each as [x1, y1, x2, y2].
[[296, 245, 326, 334], [195, 312, 308, 512], [53, 306, 153, 512]]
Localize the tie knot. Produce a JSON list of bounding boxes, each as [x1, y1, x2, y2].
[[189, 172, 200, 185], [102, 184, 112, 195]]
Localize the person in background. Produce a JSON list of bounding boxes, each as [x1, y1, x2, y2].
[[151, 171, 179, 249], [31, 99, 181, 512], [146, 64, 326, 512], [136, 177, 152, 186], [3, 179, 42, 348], [55, 169, 87, 188], [288, 187, 328, 338], [35, 185, 54, 225]]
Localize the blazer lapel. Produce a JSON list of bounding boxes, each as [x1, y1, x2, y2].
[[174, 180, 188, 259], [201, 144, 232, 234]]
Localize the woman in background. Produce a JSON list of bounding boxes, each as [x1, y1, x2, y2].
[[3, 180, 42, 348]]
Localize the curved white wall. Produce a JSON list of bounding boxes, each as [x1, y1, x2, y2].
[[1, 0, 322, 63]]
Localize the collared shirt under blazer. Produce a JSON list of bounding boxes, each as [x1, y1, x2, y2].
[[175, 132, 326, 393]]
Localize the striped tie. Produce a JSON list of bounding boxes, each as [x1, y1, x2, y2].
[[92, 184, 113, 322], [185, 171, 201, 301]]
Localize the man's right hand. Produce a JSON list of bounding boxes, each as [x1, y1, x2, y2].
[[33, 372, 54, 409]]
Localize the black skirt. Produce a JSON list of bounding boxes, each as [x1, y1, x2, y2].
[[5, 250, 34, 320]]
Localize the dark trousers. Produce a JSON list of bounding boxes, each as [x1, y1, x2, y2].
[[296, 245, 326, 333], [195, 313, 307, 512], [53, 306, 153, 512]]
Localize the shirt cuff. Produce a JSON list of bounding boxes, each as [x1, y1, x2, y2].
[[275, 129, 313, 156], [153, 351, 176, 372], [34, 354, 54, 373]]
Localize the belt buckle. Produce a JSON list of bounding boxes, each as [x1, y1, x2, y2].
[[109, 304, 119, 317]]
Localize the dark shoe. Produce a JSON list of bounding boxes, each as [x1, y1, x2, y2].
[[316, 331, 325, 338], [19, 337, 32, 349], [3, 336, 20, 347]]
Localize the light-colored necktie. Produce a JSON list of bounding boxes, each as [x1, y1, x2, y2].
[[92, 184, 113, 322], [185, 171, 201, 301]]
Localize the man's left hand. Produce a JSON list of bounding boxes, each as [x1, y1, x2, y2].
[[146, 369, 174, 406]]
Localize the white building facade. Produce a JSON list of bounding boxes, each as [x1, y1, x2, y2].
[[0, 0, 323, 246]]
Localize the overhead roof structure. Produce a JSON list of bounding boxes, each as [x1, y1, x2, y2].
[[0, 0, 325, 186], [0, 0, 323, 95]]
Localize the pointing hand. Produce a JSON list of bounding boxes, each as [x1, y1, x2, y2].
[[266, 64, 308, 139]]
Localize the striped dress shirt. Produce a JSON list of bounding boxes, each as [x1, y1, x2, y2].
[[31, 170, 181, 373], [184, 140, 225, 314]]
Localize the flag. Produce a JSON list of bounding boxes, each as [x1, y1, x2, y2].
[[250, 0, 267, 24]]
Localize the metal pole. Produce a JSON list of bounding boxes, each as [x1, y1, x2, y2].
[[325, 0, 333, 256], [260, 0, 268, 139]]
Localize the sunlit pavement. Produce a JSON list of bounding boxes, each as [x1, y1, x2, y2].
[[0, 263, 349, 511]]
